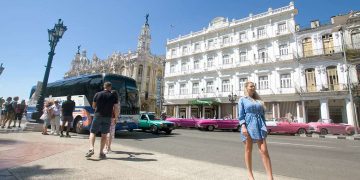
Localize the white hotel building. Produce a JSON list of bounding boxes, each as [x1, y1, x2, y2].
[[163, 2, 359, 126]]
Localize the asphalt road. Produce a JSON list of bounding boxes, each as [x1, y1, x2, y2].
[[112, 129, 360, 180]]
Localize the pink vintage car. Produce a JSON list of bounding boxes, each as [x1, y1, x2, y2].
[[165, 117, 199, 128], [196, 119, 240, 131], [266, 118, 309, 135], [308, 119, 356, 135]]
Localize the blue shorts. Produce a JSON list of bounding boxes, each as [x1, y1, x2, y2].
[[90, 116, 111, 134]]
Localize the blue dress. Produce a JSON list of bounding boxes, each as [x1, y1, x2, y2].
[[238, 96, 267, 142]]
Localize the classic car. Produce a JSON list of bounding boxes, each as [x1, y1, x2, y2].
[[138, 112, 175, 134], [196, 118, 240, 131], [265, 118, 309, 135], [308, 119, 356, 135], [165, 117, 199, 128]]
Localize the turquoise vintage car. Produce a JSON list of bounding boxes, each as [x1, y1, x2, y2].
[[138, 112, 175, 134]]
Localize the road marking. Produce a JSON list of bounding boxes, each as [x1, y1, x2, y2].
[[268, 141, 337, 149]]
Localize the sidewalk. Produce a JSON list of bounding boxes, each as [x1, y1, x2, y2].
[[298, 133, 360, 140], [0, 131, 302, 180]]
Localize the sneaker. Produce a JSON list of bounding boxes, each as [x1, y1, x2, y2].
[[85, 149, 94, 157], [99, 153, 106, 159], [7, 127, 12, 129], [66, 134, 71, 138], [60, 134, 64, 137]]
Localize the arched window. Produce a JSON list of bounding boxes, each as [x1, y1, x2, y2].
[[138, 65, 143, 77], [305, 68, 316, 92], [302, 38, 313, 57], [326, 66, 339, 90]]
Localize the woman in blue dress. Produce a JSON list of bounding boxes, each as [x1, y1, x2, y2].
[[238, 81, 273, 180]]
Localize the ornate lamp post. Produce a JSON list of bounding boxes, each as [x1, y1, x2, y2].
[[228, 91, 238, 119], [36, 19, 67, 114], [0, 63, 4, 76]]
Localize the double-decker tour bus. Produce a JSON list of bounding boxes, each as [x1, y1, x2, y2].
[[27, 73, 140, 133]]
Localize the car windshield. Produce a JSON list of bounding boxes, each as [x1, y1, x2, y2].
[[148, 114, 160, 120]]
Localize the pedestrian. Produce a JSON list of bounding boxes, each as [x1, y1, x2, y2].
[[238, 81, 273, 180], [85, 82, 118, 159], [60, 95, 75, 137], [50, 100, 61, 135], [40, 100, 53, 135], [13, 99, 27, 128], [1, 97, 15, 129], [6, 96, 19, 128], [104, 90, 120, 154], [0, 97, 5, 123]]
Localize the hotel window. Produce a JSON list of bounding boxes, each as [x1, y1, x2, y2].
[[257, 27, 266, 38], [207, 57, 213, 67], [208, 39, 214, 48], [138, 65, 143, 76], [206, 81, 214, 93], [239, 52, 247, 62], [171, 49, 176, 56], [180, 84, 188, 95], [182, 46, 188, 55], [280, 74, 291, 88], [194, 60, 199, 69], [168, 85, 174, 95], [239, 78, 248, 91], [258, 76, 269, 90], [223, 36, 229, 45], [278, 23, 287, 33], [192, 83, 199, 94], [223, 54, 231, 64], [222, 80, 230, 92], [279, 44, 289, 56], [170, 64, 175, 73], [195, 43, 200, 51], [181, 62, 187, 71], [239, 32, 246, 42]]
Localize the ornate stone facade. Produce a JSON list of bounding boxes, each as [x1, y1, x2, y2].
[[64, 16, 165, 113]]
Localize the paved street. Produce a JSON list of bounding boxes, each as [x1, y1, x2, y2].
[[1, 126, 359, 180], [113, 129, 360, 180]]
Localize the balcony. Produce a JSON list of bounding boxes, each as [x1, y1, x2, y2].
[[297, 45, 343, 59], [298, 84, 348, 93]]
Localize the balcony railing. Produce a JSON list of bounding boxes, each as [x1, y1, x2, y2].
[[298, 84, 348, 93], [298, 45, 342, 59]]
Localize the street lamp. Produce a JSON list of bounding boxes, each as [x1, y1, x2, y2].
[[36, 19, 67, 115], [228, 91, 238, 119], [0, 63, 4, 76]]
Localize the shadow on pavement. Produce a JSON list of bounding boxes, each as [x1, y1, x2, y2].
[[114, 131, 178, 141], [0, 139, 25, 145], [104, 150, 157, 162], [9, 165, 72, 179]]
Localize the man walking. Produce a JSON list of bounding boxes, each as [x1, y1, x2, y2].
[[60, 95, 75, 137], [85, 82, 118, 159]]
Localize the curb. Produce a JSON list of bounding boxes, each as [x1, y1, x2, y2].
[[299, 133, 360, 140]]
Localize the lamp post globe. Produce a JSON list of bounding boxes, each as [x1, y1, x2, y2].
[[35, 19, 67, 118]]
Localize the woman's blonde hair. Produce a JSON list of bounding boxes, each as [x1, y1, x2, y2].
[[244, 81, 266, 110]]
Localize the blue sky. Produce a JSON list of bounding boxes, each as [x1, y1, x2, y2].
[[0, 0, 359, 101]]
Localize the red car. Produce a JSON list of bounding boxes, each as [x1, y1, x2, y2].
[[308, 119, 356, 135], [266, 118, 309, 135], [196, 119, 240, 131]]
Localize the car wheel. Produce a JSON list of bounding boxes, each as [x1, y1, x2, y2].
[[345, 126, 355, 135], [150, 125, 159, 134], [297, 128, 306, 135], [165, 130, 172, 134], [207, 125, 215, 131], [320, 128, 328, 135], [76, 121, 84, 134], [267, 129, 271, 134], [141, 128, 146, 132]]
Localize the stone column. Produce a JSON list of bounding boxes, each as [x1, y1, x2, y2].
[[272, 103, 276, 118], [188, 105, 192, 118], [175, 105, 179, 118], [218, 105, 221, 119], [302, 100, 307, 123], [133, 66, 138, 80], [202, 106, 205, 119], [320, 98, 330, 120], [277, 103, 280, 118], [235, 104, 239, 119], [296, 102, 301, 121], [345, 98, 356, 125]]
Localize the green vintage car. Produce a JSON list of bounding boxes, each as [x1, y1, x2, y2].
[[138, 112, 175, 134]]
